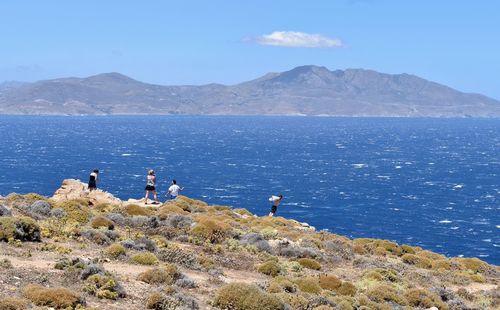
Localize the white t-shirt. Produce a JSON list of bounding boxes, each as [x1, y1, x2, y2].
[[169, 184, 181, 196], [269, 196, 282, 205]]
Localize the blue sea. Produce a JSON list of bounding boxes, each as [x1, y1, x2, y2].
[[0, 116, 498, 265]]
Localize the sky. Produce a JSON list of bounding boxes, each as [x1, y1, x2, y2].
[[0, 0, 499, 99]]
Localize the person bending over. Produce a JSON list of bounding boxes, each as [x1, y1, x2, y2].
[[268, 194, 283, 216]]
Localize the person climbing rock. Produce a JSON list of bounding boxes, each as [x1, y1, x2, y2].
[[144, 169, 159, 204], [268, 194, 283, 216], [88, 169, 99, 191]]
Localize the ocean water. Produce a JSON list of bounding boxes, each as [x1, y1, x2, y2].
[[0, 116, 498, 265]]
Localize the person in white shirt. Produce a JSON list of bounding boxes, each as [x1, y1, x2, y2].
[[268, 194, 283, 216], [167, 179, 184, 200]]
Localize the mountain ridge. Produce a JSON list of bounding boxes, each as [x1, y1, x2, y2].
[[0, 65, 499, 117]]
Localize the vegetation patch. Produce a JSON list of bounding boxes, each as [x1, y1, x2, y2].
[[131, 252, 159, 265], [298, 258, 321, 270], [366, 284, 406, 305], [105, 243, 126, 258], [319, 274, 342, 290], [190, 216, 232, 243], [0, 216, 41, 242], [23, 284, 83, 308], [258, 260, 282, 277], [404, 288, 449, 310], [137, 263, 181, 284], [157, 204, 188, 220], [91, 216, 115, 229], [123, 204, 152, 216], [0, 297, 28, 310], [295, 276, 322, 294], [57, 199, 92, 223], [214, 282, 284, 310], [84, 274, 126, 300]]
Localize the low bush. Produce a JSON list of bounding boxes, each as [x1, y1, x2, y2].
[[404, 288, 448, 310], [121, 237, 157, 252], [105, 243, 126, 258], [0, 204, 12, 216], [57, 199, 92, 223], [0, 297, 28, 310], [22, 200, 52, 219], [401, 253, 432, 268], [456, 257, 490, 273], [23, 284, 83, 308], [123, 204, 152, 216], [214, 282, 284, 310], [146, 291, 200, 310], [131, 252, 159, 265], [190, 217, 232, 243], [298, 258, 321, 270], [336, 282, 357, 297], [295, 277, 322, 294], [137, 264, 181, 284], [258, 260, 282, 277], [319, 274, 342, 290], [157, 246, 200, 269], [157, 204, 188, 220], [366, 284, 406, 305], [323, 238, 354, 260], [175, 277, 197, 288], [83, 274, 126, 300], [80, 228, 118, 245], [164, 214, 193, 228], [362, 268, 401, 283], [275, 292, 309, 309], [0, 216, 41, 242], [91, 216, 114, 229]]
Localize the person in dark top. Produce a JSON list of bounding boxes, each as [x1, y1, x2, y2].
[[268, 194, 283, 216], [88, 169, 99, 191]]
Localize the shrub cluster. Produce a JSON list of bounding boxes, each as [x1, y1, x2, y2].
[[123, 204, 152, 216], [83, 274, 126, 300], [105, 243, 126, 258], [0, 204, 13, 216], [146, 291, 200, 310], [56, 199, 92, 223], [91, 215, 115, 229], [0, 216, 41, 242], [0, 297, 28, 310], [298, 258, 321, 270], [240, 232, 271, 253], [258, 260, 282, 277], [23, 284, 84, 308], [80, 228, 118, 245], [405, 288, 449, 309], [137, 263, 181, 285], [121, 237, 157, 252], [131, 252, 159, 265], [214, 282, 284, 310], [157, 246, 200, 269], [190, 217, 232, 243]]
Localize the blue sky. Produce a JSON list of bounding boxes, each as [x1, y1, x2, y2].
[[1, 0, 499, 99]]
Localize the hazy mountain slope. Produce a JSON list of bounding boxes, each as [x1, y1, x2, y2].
[[0, 66, 499, 116]]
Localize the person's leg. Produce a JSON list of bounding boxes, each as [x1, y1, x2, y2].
[[153, 190, 158, 203], [144, 190, 149, 204]]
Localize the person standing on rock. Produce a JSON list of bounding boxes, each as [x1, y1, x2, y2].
[[268, 194, 283, 216], [144, 169, 159, 205], [88, 169, 99, 191], [166, 179, 184, 200]]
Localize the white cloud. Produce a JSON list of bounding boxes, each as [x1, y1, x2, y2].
[[251, 31, 343, 48]]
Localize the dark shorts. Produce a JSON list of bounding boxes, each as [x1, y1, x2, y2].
[[145, 185, 156, 191], [88, 181, 96, 189], [270, 205, 278, 214]]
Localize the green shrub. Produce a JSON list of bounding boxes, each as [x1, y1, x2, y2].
[[23, 284, 83, 308], [404, 288, 448, 310], [105, 243, 126, 258], [91, 216, 114, 229], [0, 297, 28, 310], [131, 252, 159, 265], [190, 217, 232, 243], [457, 257, 490, 273], [258, 260, 282, 277], [0, 258, 13, 269], [275, 292, 308, 309], [400, 244, 416, 254], [137, 264, 180, 284], [270, 276, 297, 293], [214, 282, 284, 310], [123, 204, 151, 216], [298, 258, 321, 270], [295, 277, 321, 294], [57, 199, 92, 223], [366, 284, 406, 305], [0, 216, 41, 242], [336, 282, 357, 296], [83, 274, 125, 300], [319, 274, 342, 290], [362, 268, 401, 283]]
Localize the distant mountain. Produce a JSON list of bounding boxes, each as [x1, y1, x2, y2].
[[0, 66, 499, 116]]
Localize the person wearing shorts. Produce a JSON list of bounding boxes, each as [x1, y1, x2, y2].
[[268, 194, 283, 216], [144, 169, 159, 204]]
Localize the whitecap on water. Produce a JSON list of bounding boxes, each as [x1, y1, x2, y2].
[[450, 227, 459, 230], [121, 153, 133, 156], [482, 239, 492, 242], [439, 220, 452, 224], [352, 163, 367, 168], [453, 184, 464, 189]]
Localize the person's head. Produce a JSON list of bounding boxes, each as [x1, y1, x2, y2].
[[278, 194, 283, 199], [172, 179, 177, 185], [148, 169, 155, 175], [93, 169, 99, 174]]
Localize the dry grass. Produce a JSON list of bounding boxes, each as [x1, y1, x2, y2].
[[23, 284, 82, 308]]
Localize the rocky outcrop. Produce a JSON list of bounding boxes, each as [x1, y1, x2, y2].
[[51, 179, 122, 206]]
